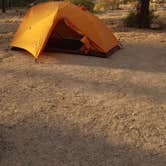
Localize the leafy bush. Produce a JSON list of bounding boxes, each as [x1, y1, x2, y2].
[[28, 0, 94, 12], [123, 10, 137, 27], [65, 0, 95, 12], [124, 9, 159, 28]]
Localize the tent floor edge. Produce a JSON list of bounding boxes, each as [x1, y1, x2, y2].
[[106, 45, 121, 57]]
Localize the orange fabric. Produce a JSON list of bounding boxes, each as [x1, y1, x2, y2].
[[81, 36, 91, 50], [54, 20, 82, 39], [11, 2, 119, 58]]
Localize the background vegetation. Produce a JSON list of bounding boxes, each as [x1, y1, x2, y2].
[[0, 0, 165, 28]]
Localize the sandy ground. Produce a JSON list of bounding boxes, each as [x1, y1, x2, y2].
[[0, 9, 166, 166]]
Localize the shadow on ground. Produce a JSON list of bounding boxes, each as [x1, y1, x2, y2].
[[6, 39, 166, 74], [0, 119, 166, 166], [39, 42, 166, 74], [0, 62, 166, 103]]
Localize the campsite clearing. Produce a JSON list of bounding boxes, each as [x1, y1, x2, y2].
[[0, 8, 166, 166]]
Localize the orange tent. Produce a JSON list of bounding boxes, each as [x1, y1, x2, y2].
[[11, 2, 120, 58]]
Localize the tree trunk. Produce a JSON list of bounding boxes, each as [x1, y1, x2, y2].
[[2, 0, 6, 13], [136, 0, 150, 28], [8, 0, 12, 9]]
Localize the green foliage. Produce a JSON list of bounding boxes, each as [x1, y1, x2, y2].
[[123, 10, 137, 27], [65, 0, 95, 12], [27, 0, 95, 12], [124, 9, 159, 28]]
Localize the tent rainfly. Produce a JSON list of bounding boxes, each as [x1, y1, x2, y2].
[[11, 2, 120, 58]]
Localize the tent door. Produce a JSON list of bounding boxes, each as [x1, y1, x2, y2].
[[45, 19, 84, 53]]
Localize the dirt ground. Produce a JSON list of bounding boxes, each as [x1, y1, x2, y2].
[[0, 8, 166, 166]]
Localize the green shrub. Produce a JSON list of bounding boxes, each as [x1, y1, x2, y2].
[[29, 0, 94, 12], [65, 0, 95, 12], [124, 9, 159, 28], [123, 10, 137, 27]]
